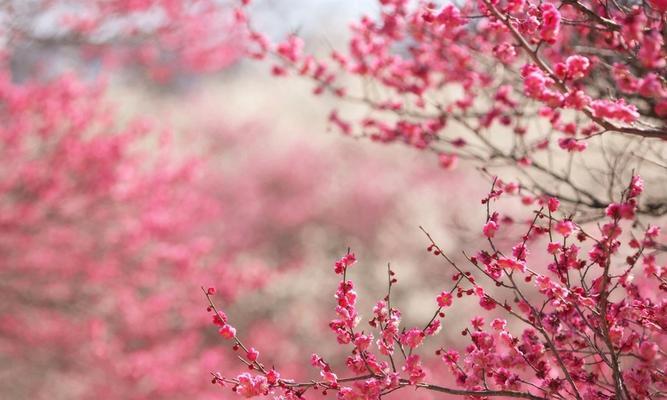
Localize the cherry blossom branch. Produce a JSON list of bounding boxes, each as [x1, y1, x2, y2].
[[482, 0, 667, 140]]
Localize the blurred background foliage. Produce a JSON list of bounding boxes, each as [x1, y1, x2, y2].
[[0, 1, 495, 399]]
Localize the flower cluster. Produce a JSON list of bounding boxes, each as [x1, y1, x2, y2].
[[235, 0, 667, 217], [207, 175, 665, 400]]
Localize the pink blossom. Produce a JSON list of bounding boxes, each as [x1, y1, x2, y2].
[[491, 318, 507, 331], [547, 242, 561, 254], [483, 221, 498, 238], [402, 355, 426, 384], [246, 348, 259, 362], [605, 203, 636, 220], [266, 369, 280, 385], [338, 380, 385, 400], [471, 316, 485, 330], [334, 253, 357, 274], [439, 153, 459, 170], [353, 334, 373, 351], [554, 220, 575, 236], [523, 69, 549, 99], [436, 5, 466, 27], [320, 370, 338, 385], [522, 195, 534, 205], [437, 291, 453, 307], [235, 373, 269, 398], [539, 4, 561, 43], [219, 324, 237, 340], [643, 255, 659, 277], [497, 257, 526, 272], [310, 353, 322, 367], [493, 43, 517, 64], [558, 137, 587, 152], [590, 99, 640, 123], [424, 319, 441, 336], [564, 55, 591, 79], [563, 90, 591, 110], [276, 35, 304, 63], [479, 295, 497, 310], [400, 328, 425, 349], [629, 175, 644, 198], [547, 197, 560, 212], [646, 226, 660, 239], [512, 243, 528, 260]]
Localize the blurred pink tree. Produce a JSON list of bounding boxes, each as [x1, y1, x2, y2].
[[2, 0, 242, 80], [0, 2, 423, 398]]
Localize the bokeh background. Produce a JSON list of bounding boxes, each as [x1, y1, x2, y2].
[[5, 1, 656, 399]]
